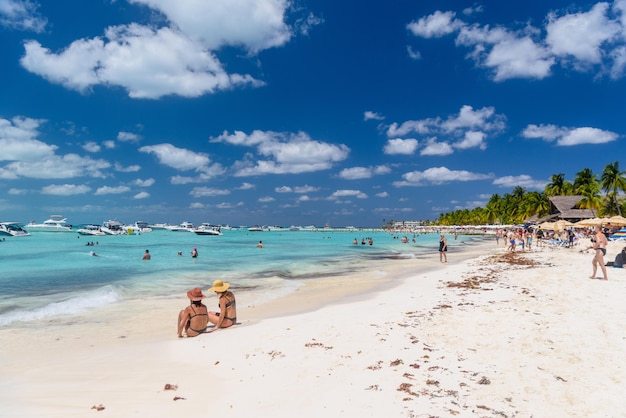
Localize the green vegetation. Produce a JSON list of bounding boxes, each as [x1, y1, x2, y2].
[[436, 161, 626, 226]]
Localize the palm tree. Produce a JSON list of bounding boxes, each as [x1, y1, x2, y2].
[[544, 173, 573, 196], [522, 191, 550, 219], [600, 161, 626, 216], [573, 168, 596, 192]]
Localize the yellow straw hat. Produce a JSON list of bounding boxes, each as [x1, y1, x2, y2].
[[208, 279, 230, 293]]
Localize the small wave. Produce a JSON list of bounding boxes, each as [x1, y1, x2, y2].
[[0, 285, 121, 327]]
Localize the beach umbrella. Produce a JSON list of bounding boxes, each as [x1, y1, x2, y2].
[[574, 217, 605, 227], [538, 222, 555, 230], [553, 219, 573, 230], [605, 215, 626, 226]]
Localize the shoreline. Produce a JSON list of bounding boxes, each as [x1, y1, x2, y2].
[[1, 237, 625, 416]]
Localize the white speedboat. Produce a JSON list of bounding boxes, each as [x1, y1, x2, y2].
[[168, 222, 195, 232], [126, 221, 153, 234], [100, 220, 127, 235], [0, 222, 31, 237], [76, 224, 106, 236], [248, 225, 268, 232], [26, 215, 73, 232], [149, 222, 173, 230], [193, 223, 222, 236]]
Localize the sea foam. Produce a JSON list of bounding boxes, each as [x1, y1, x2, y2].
[[0, 285, 121, 327]]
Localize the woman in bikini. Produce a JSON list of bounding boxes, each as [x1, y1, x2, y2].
[[207, 279, 237, 331], [177, 288, 209, 337], [589, 225, 608, 280]]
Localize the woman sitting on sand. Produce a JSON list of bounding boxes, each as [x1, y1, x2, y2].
[[207, 280, 237, 331], [177, 288, 209, 337]]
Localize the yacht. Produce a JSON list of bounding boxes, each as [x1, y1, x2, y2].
[[0, 222, 31, 237], [100, 220, 127, 235], [168, 222, 195, 232], [193, 223, 222, 236], [76, 224, 106, 236], [126, 221, 153, 234], [26, 215, 73, 232]]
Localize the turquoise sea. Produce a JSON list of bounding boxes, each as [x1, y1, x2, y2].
[[0, 228, 477, 327]]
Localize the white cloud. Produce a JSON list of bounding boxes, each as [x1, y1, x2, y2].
[[294, 185, 320, 193], [386, 105, 505, 155], [189, 187, 231, 197], [103, 140, 116, 149], [275, 186, 292, 193], [393, 166, 492, 186], [133, 178, 155, 187], [337, 166, 390, 180], [454, 131, 486, 150], [492, 174, 547, 190], [410, 3, 626, 81], [329, 189, 368, 200], [546, 3, 621, 64], [211, 130, 349, 176], [383, 138, 418, 155], [407, 10, 461, 38], [420, 138, 453, 156], [18, 0, 302, 98], [139, 143, 220, 173], [6, 154, 110, 179], [521, 124, 619, 145], [258, 196, 275, 202], [95, 185, 131, 195], [41, 184, 91, 195], [0, 116, 56, 161], [0, 0, 47, 32], [134, 191, 150, 199], [237, 182, 255, 190], [128, 0, 292, 53], [364, 111, 384, 121], [20, 25, 263, 99], [82, 141, 101, 153], [376, 191, 389, 198], [407, 46, 421, 60], [114, 162, 141, 172], [117, 131, 141, 142]]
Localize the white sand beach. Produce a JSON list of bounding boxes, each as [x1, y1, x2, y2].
[[1, 238, 625, 417]]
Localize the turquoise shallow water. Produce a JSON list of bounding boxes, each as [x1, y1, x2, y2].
[[0, 228, 472, 326]]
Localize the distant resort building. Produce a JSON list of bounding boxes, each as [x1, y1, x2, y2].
[[528, 195, 595, 224]]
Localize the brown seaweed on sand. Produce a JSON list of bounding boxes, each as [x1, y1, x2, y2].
[[164, 383, 178, 391], [91, 404, 105, 411]]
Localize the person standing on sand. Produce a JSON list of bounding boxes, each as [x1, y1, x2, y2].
[[439, 234, 447, 263], [587, 225, 608, 280]]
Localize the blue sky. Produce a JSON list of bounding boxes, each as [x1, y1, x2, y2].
[[1, 0, 625, 227]]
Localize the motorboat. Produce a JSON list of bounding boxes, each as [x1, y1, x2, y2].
[[248, 225, 268, 232], [0, 222, 31, 237], [100, 220, 127, 235], [26, 215, 73, 232], [168, 222, 195, 232], [149, 222, 173, 230], [193, 223, 222, 236], [126, 221, 153, 234], [76, 224, 106, 236]]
